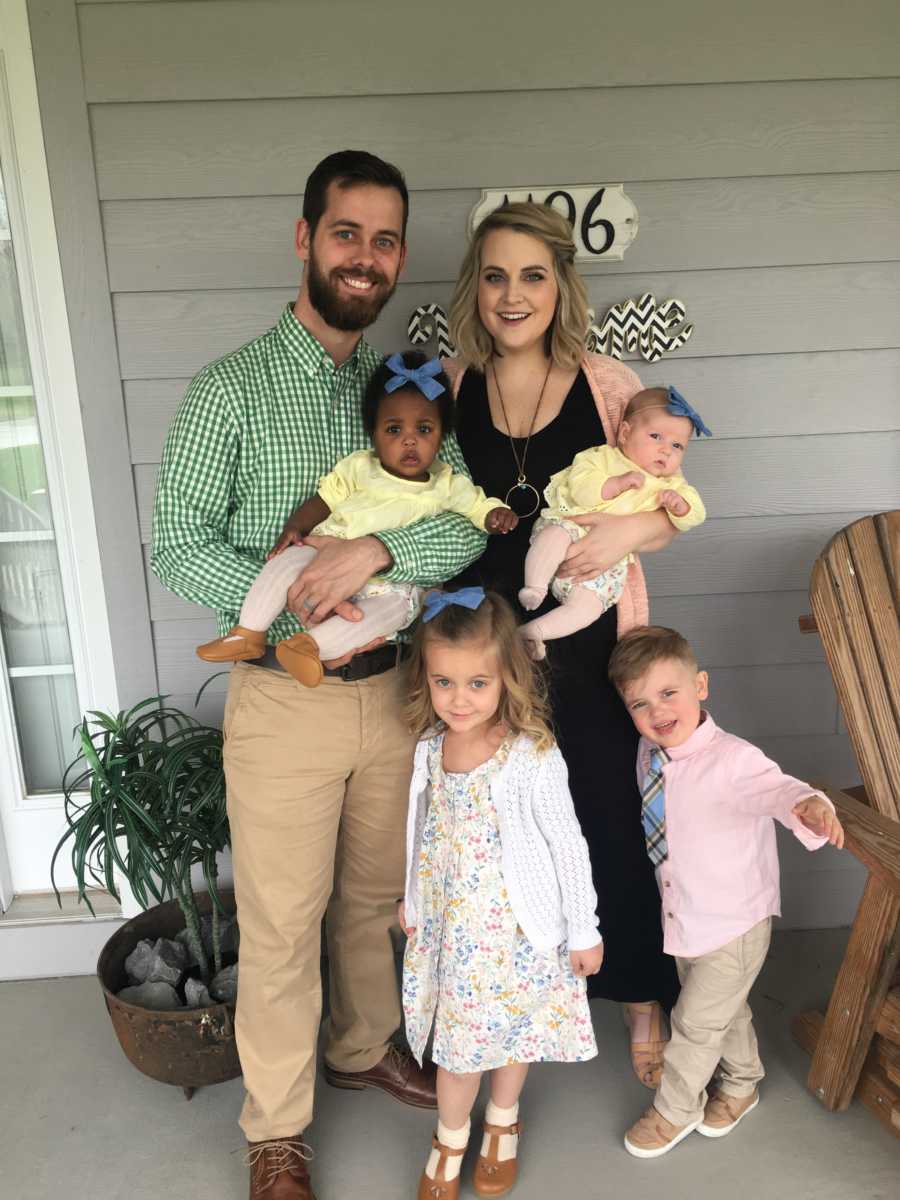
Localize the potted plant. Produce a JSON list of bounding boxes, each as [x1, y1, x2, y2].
[[51, 696, 240, 1098]]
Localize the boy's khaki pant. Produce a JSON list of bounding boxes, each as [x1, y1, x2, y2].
[[655, 917, 772, 1127], [223, 662, 414, 1142]]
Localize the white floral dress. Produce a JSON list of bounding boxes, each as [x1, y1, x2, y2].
[[402, 734, 597, 1072]]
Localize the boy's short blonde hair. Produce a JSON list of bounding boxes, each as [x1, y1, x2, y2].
[[608, 625, 698, 693], [623, 388, 685, 426]]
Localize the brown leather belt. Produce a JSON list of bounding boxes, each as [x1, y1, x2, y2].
[[253, 641, 408, 681]]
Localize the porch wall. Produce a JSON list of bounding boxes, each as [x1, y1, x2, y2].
[[30, 0, 900, 926]]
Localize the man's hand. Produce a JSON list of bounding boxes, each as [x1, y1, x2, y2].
[[659, 489, 690, 518], [793, 796, 845, 847], [286, 534, 391, 625], [485, 507, 519, 534], [570, 942, 604, 977], [321, 635, 386, 671]]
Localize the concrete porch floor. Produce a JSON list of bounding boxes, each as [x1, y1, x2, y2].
[[1, 928, 896, 1200]]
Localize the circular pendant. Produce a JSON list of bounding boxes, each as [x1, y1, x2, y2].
[[505, 480, 542, 519]]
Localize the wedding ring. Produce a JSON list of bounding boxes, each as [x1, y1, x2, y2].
[[302, 597, 316, 611]]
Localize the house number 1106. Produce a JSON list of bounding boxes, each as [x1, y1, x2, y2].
[[469, 184, 639, 262]]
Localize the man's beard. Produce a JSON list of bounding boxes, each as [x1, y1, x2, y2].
[[306, 252, 397, 333]]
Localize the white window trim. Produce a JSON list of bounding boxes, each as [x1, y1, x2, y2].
[[0, 0, 121, 909]]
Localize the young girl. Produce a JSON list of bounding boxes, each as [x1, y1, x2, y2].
[[518, 386, 709, 659], [399, 588, 603, 1199], [196, 352, 517, 686]]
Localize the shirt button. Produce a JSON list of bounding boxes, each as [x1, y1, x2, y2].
[[666, 912, 674, 918], [664, 881, 671, 888]]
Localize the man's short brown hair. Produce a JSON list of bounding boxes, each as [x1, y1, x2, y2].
[[608, 625, 698, 693]]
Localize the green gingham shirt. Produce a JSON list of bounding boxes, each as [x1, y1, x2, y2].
[[151, 305, 486, 641]]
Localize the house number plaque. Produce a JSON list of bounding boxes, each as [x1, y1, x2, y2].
[[469, 184, 639, 261]]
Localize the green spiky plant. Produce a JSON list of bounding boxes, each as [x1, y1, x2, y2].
[[51, 698, 230, 984]]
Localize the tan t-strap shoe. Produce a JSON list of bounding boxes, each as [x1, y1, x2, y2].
[[197, 624, 266, 663], [473, 1120, 521, 1197], [274, 632, 324, 687], [416, 1134, 466, 1200]]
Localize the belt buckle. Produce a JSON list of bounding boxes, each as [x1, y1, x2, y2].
[[339, 661, 356, 682]]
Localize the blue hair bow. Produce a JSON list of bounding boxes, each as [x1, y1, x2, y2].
[[422, 587, 485, 623], [384, 353, 446, 402], [667, 386, 712, 438]]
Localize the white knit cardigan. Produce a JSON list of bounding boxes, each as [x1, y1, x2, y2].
[[404, 734, 601, 953]]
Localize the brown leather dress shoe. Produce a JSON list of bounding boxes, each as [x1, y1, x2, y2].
[[323, 1044, 438, 1109], [246, 1137, 316, 1199], [274, 632, 323, 687], [473, 1120, 521, 1196], [197, 624, 266, 663], [416, 1134, 466, 1200]]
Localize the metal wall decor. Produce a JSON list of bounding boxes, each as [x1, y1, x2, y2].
[[587, 294, 694, 364], [407, 294, 693, 365]]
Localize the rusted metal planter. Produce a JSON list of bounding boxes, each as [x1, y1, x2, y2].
[[97, 890, 241, 1098]]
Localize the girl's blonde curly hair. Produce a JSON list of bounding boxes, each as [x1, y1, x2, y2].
[[448, 201, 591, 371], [404, 590, 554, 752]]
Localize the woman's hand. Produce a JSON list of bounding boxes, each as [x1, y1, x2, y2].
[[397, 901, 416, 936], [570, 942, 604, 977], [556, 510, 676, 582]]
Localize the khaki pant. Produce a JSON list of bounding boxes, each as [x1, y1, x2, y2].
[[655, 917, 772, 1126], [223, 662, 414, 1141]]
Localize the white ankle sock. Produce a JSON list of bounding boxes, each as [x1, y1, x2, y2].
[[426, 1119, 470, 1182], [483, 1101, 519, 1162]]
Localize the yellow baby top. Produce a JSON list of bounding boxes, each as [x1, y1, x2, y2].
[[542, 444, 706, 535], [314, 449, 502, 539]]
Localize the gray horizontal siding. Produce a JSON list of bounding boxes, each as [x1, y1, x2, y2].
[[132, 432, 900, 540], [102, 172, 900, 292], [77, 0, 900, 99], [60, 0, 900, 934], [90, 79, 900, 200], [112, 263, 900, 379], [124, 350, 900, 464], [141, 510, 875, 617]]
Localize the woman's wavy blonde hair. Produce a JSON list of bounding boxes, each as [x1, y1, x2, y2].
[[405, 590, 554, 752], [448, 202, 590, 370]]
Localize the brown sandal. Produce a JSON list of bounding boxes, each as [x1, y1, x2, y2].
[[473, 1120, 521, 1197], [623, 1002, 668, 1089], [416, 1134, 466, 1200]]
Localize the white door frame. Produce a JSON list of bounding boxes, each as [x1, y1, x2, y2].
[[0, 0, 119, 904]]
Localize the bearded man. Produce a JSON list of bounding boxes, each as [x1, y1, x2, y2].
[[151, 151, 485, 1200]]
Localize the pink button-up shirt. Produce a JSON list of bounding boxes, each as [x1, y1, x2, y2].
[[637, 712, 831, 958]]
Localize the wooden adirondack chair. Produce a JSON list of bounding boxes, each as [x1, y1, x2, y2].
[[791, 511, 900, 1141]]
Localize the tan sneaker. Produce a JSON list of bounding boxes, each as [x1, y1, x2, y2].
[[698, 1089, 759, 1137], [624, 1106, 701, 1158], [197, 625, 266, 663]]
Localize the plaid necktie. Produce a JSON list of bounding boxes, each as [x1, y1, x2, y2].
[[640, 746, 670, 866]]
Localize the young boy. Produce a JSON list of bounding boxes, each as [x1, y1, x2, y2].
[[608, 626, 844, 1159]]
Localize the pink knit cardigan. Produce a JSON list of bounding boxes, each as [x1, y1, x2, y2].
[[443, 353, 650, 638]]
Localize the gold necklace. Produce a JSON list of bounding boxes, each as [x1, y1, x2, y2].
[[489, 357, 553, 519]]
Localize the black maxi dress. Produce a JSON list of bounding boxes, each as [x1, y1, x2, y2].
[[454, 367, 679, 1008]]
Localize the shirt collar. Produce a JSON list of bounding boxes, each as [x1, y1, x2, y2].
[[275, 304, 371, 379], [661, 710, 718, 761]]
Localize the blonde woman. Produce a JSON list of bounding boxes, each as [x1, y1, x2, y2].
[[445, 202, 680, 1089]]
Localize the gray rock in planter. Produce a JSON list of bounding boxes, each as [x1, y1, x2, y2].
[[117, 980, 183, 1010], [124, 938, 155, 984], [143, 937, 188, 987], [184, 977, 214, 1008], [210, 963, 238, 1004]]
